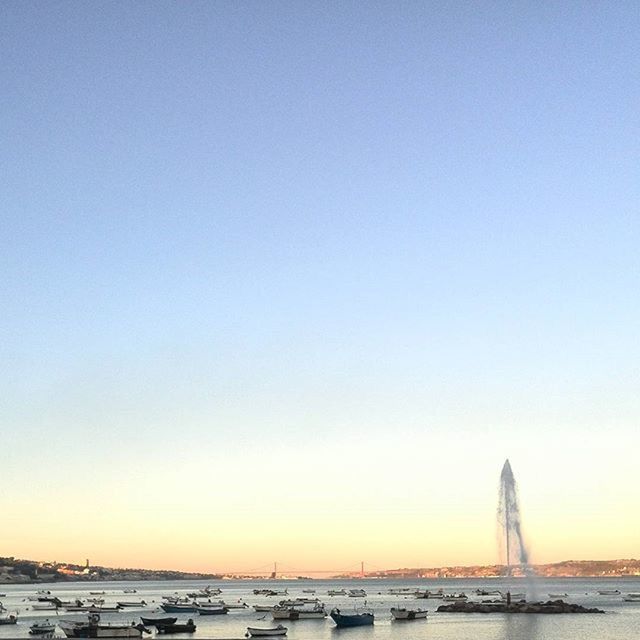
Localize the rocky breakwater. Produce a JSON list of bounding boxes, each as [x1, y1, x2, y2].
[[437, 599, 605, 614]]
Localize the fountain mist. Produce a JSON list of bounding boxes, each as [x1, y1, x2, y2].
[[497, 458, 537, 600]]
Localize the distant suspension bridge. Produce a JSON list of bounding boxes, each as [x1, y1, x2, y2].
[[222, 562, 384, 578]]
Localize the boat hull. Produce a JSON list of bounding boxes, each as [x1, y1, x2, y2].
[[391, 608, 428, 620], [140, 617, 176, 627], [247, 626, 288, 637], [160, 604, 196, 613], [330, 610, 374, 627]]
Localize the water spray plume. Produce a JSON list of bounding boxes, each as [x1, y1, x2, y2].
[[497, 458, 537, 600]]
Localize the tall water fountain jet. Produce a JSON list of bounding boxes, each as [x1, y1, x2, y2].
[[497, 459, 537, 600]]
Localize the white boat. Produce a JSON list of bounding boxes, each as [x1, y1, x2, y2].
[[220, 600, 248, 609], [272, 605, 326, 620], [32, 602, 58, 611], [623, 593, 640, 602], [347, 589, 366, 598], [279, 598, 319, 607], [389, 588, 416, 595], [442, 593, 467, 602], [390, 607, 428, 620], [60, 618, 144, 638], [247, 625, 288, 637], [254, 605, 275, 612]]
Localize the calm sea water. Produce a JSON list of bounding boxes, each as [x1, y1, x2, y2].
[[1, 577, 638, 639]]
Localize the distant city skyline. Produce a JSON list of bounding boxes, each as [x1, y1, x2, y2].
[[2, 2, 639, 572]]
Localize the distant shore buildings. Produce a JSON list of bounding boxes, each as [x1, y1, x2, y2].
[[1, 556, 639, 584]]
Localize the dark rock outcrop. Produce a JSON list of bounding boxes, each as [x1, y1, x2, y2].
[[436, 599, 605, 614]]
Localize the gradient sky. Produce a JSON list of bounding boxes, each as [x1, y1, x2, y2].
[[1, 2, 639, 573]]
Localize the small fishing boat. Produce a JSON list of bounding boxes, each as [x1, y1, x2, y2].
[[330, 608, 374, 627], [390, 607, 428, 620], [347, 589, 366, 598], [302, 590, 316, 594], [32, 602, 58, 611], [30, 620, 57, 635], [278, 599, 319, 607], [253, 605, 275, 612], [187, 587, 221, 598], [623, 593, 640, 602], [598, 590, 621, 595], [155, 619, 196, 634], [246, 625, 288, 637], [161, 603, 197, 613], [0, 614, 18, 625], [265, 590, 288, 597], [140, 617, 177, 627], [442, 593, 467, 602], [89, 592, 106, 596], [123, 590, 137, 594], [60, 617, 147, 638], [415, 590, 444, 599], [327, 589, 346, 596], [548, 593, 568, 599], [117, 602, 147, 608], [196, 605, 227, 615], [220, 600, 248, 609], [87, 606, 122, 613], [272, 605, 326, 620], [475, 589, 501, 596]]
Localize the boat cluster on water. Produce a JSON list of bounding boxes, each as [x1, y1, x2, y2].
[[1, 584, 640, 637]]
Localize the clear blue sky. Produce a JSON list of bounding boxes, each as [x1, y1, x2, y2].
[[1, 2, 639, 570]]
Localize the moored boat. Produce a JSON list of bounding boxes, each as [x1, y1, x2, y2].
[[32, 602, 58, 611], [116, 602, 147, 608], [390, 607, 428, 620], [60, 616, 147, 638], [330, 608, 374, 627], [272, 605, 326, 620], [155, 619, 196, 634], [246, 625, 288, 637], [347, 589, 366, 598], [442, 593, 467, 602], [415, 589, 444, 599], [196, 605, 227, 615], [161, 603, 197, 613], [140, 617, 177, 627], [598, 590, 621, 595], [0, 614, 18, 625], [327, 589, 346, 596], [30, 620, 57, 635]]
